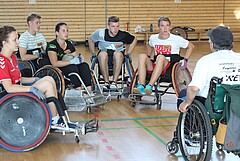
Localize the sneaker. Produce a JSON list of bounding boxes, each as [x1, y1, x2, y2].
[[133, 84, 146, 95], [52, 117, 76, 129], [110, 82, 118, 91], [144, 84, 152, 95], [103, 82, 110, 91]]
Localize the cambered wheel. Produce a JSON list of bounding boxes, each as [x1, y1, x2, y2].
[[178, 99, 213, 161], [172, 62, 192, 97], [170, 26, 188, 39], [0, 93, 51, 152], [17, 59, 35, 77], [34, 65, 65, 97]]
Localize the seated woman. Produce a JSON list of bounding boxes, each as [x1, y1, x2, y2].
[[47, 22, 93, 94], [0, 25, 68, 126]]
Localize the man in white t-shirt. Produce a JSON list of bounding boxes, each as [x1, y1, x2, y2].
[[133, 16, 194, 95], [179, 26, 240, 112], [19, 12, 47, 73]]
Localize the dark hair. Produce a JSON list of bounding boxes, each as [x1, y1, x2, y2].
[[108, 16, 119, 25], [157, 16, 171, 27], [55, 22, 67, 32], [207, 26, 233, 50], [0, 25, 16, 51], [27, 12, 41, 24]]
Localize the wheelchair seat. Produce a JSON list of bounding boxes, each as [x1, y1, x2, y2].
[[90, 55, 134, 99]]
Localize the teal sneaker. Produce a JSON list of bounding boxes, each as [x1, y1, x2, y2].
[[133, 84, 146, 95], [144, 84, 152, 95]]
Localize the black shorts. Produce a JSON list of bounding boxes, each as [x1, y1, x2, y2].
[[154, 54, 182, 64], [98, 49, 125, 69]]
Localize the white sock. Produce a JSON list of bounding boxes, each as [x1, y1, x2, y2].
[[52, 115, 60, 124]]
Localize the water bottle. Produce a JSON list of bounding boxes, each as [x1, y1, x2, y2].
[[150, 23, 153, 32]]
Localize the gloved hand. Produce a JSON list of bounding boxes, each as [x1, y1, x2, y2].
[[78, 55, 84, 64], [90, 53, 97, 63], [180, 58, 188, 69], [126, 53, 132, 62], [70, 56, 81, 65], [30, 86, 46, 101]]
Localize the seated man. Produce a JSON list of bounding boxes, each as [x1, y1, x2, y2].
[[133, 16, 194, 95], [18, 12, 48, 74], [88, 15, 137, 91], [179, 26, 240, 112]]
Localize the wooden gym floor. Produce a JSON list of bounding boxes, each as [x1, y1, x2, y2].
[[1, 42, 240, 161]]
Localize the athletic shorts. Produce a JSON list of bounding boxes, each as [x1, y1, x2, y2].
[[146, 54, 181, 75], [98, 49, 125, 69]]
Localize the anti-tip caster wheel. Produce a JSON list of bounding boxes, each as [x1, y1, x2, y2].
[[166, 141, 179, 154], [117, 95, 121, 100], [87, 107, 91, 114], [131, 102, 136, 107], [75, 136, 80, 143]]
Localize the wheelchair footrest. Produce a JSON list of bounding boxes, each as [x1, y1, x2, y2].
[[128, 94, 157, 105], [86, 94, 109, 107], [81, 117, 99, 135]]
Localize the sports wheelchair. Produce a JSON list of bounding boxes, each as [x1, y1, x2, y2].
[[33, 65, 109, 113], [166, 77, 240, 160], [0, 90, 98, 152], [90, 55, 134, 100], [128, 61, 192, 109]]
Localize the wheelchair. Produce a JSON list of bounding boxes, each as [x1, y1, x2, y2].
[[128, 61, 192, 109], [90, 54, 134, 100], [0, 89, 98, 152], [34, 65, 109, 113], [166, 77, 240, 160]]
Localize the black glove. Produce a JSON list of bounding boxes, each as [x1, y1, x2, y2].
[[90, 53, 97, 62], [30, 86, 46, 101]]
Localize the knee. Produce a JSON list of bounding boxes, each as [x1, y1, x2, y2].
[[138, 54, 148, 63], [98, 51, 108, 60], [43, 76, 56, 87], [156, 55, 167, 64]]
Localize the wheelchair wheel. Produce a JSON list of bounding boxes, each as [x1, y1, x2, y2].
[[178, 99, 213, 161], [34, 65, 65, 97], [0, 93, 51, 152], [172, 62, 192, 97], [17, 59, 35, 77], [170, 26, 188, 39]]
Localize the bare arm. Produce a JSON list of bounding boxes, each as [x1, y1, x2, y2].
[[147, 44, 154, 59], [126, 36, 137, 53], [184, 41, 194, 59], [48, 50, 73, 67], [88, 37, 96, 54], [2, 80, 30, 93], [178, 86, 199, 112], [19, 47, 39, 61]]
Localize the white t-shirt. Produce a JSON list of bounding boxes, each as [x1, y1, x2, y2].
[[148, 33, 189, 55], [189, 50, 240, 98]]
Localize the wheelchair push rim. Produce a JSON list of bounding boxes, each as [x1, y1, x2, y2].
[[178, 99, 213, 161], [0, 93, 51, 152]]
